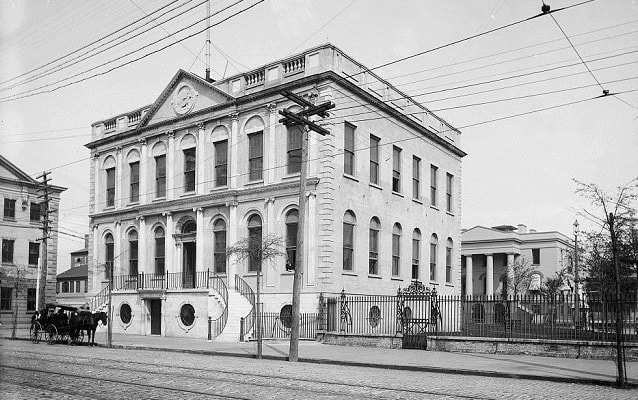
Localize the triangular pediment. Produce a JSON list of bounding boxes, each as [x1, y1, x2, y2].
[[0, 155, 38, 184], [138, 69, 234, 128]]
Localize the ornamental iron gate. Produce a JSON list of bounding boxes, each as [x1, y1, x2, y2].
[[397, 281, 440, 349]]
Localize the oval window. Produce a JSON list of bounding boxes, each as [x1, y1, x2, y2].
[[180, 304, 196, 326], [120, 304, 132, 324], [280, 304, 292, 329], [368, 305, 381, 328]]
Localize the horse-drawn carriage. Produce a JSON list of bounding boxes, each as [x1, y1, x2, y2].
[[29, 303, 107, 346]]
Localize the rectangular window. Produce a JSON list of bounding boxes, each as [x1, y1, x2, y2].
[[184, 148, 196, 192], [287, 126, 302, 174], [29, 202, 41, 222], [370, 135, 380, 185], [215, 140, 228, 187], [532, 248, 540, 265], [106, 244, 114, 279], [4, 199, 16, 219], [155, 237, 165, 275], [344, 123, 355, 176], [430, 165, 438, 207], [27, 288, 36, 311], [28, 242, 40, 265], [2, 239, 14, 263], [129, 161, 139, 203], [369, 228, 379, 275], [392, 147, 401, 193], [446, 246, 452, 283], [106, 167, 115, 207], [248, 132, 263, 181], [70, 281, 75, 293], [430, 243, 437, 281], [214, 231, 226, 274], [76, 281, 81, 293], [412, 238, 420, 280], [446, 173, 454, 213], [155, 155, 166, 197], [413, 156, 421, 200], [62, 281, 70, 293], [392, 232, 400, 276], [129, 241, 138, 276], [1, 287, 12, 310]]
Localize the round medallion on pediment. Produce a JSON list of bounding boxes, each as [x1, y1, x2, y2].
[[171, 83, 198, 115]]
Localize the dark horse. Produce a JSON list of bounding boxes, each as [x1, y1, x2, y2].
[[70, 311, 108, 346]]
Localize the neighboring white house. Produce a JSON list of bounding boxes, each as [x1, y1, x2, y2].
[[461, 224, 574, 297], [85, 44, 465, 340]]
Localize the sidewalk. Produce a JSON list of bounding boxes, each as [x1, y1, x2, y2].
[[4, 325, 636, 387]]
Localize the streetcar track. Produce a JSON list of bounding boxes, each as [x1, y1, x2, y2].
[[4, 349, 497, 400]]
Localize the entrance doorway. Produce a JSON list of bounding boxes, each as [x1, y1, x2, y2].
[[150, 300, 161, 335], [183, 242, 196, 288]]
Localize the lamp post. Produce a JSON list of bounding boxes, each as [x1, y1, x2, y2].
[[573, 219, 580, 327]]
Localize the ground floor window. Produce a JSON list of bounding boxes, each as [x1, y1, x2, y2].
[[27, 288, 36, 311], [120, 304, 132, 324], [0, 287, 12, 310], [180, 304, 195, 327]]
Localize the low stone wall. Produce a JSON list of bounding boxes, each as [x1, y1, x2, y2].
[[318, 332, 638, 360]]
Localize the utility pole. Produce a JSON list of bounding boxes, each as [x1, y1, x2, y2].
[[35, 171, 51, 311], [573, 219, 580, 327], [278, 90, 334, 362], [608, 213, 626, 388], [108, 261, 113, 348]]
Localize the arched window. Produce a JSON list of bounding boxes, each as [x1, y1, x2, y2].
[[128, 230, 138, 276], [105, 233, 114, 279], [285, 210, 298, 271], [369, 217, 380, 275], [412, 229, 421, 280], [213, 219, 226, 274], [248, 215, 262, 272], [446, 238, 453, 284], [392, 223, 402, 277], [182, 220, 196, 234], [343, 211, 356, 271], [154, 227, 165, 275], [430, 234, 438, 281]]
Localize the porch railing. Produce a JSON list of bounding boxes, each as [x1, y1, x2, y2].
[[112, 270, 224, 291], [234, 275, 255, 337]]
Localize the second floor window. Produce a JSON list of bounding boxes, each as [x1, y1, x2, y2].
[[184, 148, 196, 192], [29, 242, 40, 265], [249, 132, 263, 181], [215, 140, 228, 187], [4, 198, 16, 219], [370, 135, 380, 185], [532, 249, 540, 265], [344, 123, 355, 176], [287, 126, 302, 174], [30, 202, 41, 222], [430, 165, 438, 207], [2, 239, 14, 263], [446, 173, 454, 213], [413, 156, 421, 200], [155, 155, 166, 198], [106, 167, 115, 207], [392, 147, 401, 193], [129, 161, 139, 203]]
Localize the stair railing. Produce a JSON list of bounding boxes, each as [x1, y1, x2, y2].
[[234, 275, 256, 337]]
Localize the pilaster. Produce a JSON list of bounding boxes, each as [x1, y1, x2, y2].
[[306, 190, 316, 287], [167, 131, 175, 200], [137, 216, 147, 274], [139, 139, 148, 204], [229, 114, 239, 189], [486, 254, 494, 297], [197, 123, 206, 195]]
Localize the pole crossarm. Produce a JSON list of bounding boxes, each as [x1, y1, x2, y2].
[[278, 109, 331, 136]]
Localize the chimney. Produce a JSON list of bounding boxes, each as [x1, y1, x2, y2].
[[84, 234, 89, 250], [517, 224, 527, 234]]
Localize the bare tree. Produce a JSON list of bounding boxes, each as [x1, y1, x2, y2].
[[226, 234, 285, 359], [540, 270, 568, 325], [2, 264, 32, 339], [506, 256, 535, 298], [574, 177, 638, 388]]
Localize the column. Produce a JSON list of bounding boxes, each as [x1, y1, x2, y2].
[[114, 220, 122, 276], [196, 207, 204, 272], [229, 114, 239, 189], [306, 191, 317, 286], [165, 212, 174, 273], [138, 216, 147, 273], [227, 201, 238, 289], [167, 131, 175, 200], [267, 103, 277, 184], [507, 253, 515, 297], [139, 139, 148, 204], [115, 147, 123, 209], [197, 123, 206, 195], [265, 197, 275, 287], [465, 255, 473, 297], [92, 224, 99, 287], [93, 152, 100, 213], [485, 254, 494, 297]]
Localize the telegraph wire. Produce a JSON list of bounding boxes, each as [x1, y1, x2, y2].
[[0, 0, 184, 86], [0, 0, 265, 103]]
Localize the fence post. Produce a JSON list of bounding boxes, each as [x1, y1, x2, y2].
[[240, 317, 245, 342], [318, 293, 325, 331], [208, 316, 212, 341]]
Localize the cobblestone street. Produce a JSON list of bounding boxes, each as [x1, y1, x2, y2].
[[1, 339, 636, 399]]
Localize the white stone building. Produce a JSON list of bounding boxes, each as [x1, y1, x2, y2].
[[86, 44, 465, 339]]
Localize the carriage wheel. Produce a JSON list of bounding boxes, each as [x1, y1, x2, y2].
[[46, 325, 58, 345], [30, 322, 42, 344]]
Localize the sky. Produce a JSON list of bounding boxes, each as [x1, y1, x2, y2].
[[1, 0, 637, 272]]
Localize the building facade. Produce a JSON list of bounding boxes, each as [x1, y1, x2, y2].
[[86, 44, 465, 339], [0, 155, 65, 329], [56, 236, 89, 308], [461, 224, 574, 297]]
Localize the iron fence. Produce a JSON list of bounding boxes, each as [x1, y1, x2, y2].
[[320, 292, 638, 343], [259, 312, 317, 339]]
